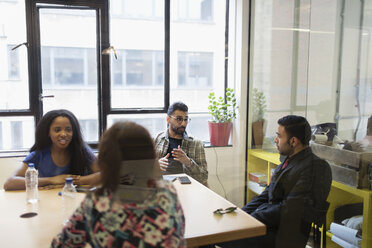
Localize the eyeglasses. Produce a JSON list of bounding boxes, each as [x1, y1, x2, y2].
[[169, 115, 191, 123], [213, 207, 237, 215]]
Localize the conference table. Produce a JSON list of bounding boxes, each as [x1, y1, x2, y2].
[[0, 174, 265, 247]]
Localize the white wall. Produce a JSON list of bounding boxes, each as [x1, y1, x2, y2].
[[0, 157, 24, 189], [206, 0, 250, 207]]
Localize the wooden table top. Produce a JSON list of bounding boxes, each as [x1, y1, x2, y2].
[[0, 175, 265, 248], [172, 174, 266, 247]]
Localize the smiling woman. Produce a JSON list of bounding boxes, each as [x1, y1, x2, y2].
[[3, 109, 100, 191]]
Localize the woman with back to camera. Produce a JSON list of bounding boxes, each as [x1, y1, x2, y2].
[[3, 109, 100, 190], [51, 121, 185, 247]]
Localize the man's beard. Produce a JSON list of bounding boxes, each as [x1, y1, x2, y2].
[[171, 125, 186, 135], [277, 144, 294, 156]]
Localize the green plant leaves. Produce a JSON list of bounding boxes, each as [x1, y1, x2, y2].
[[208, 88, 238, 123], [252, 88, 266, 122]]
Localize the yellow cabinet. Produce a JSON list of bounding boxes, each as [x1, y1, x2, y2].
[[246, 149, 280, 202], [246, 149, 372, 248], [325, 181, 372, 248]]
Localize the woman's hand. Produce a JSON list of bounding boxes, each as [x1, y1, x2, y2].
[[48, 174, 79, 185], [39, 184, 64, 190]]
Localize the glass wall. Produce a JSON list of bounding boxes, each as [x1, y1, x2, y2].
[[248, 1, 372, 246], [249, 0, 372, 150]]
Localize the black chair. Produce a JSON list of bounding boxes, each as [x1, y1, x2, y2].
[[311, 201, 330, 248]]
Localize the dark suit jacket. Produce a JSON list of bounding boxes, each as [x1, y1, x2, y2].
[[243, 147, 332, 248]]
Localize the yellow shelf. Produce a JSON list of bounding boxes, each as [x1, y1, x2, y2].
[[247, 149, 372, 248], [326, 231, 333, 238], [331, 180, 372, 197], [248, 149, 281, 165]]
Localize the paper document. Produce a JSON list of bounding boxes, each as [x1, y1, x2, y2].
[[330, 222, 361, 247], [331, 235, 358, 248]]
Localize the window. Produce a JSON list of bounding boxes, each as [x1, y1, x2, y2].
[[0, 117, 34, 151], [0, 0, 228, 152], [111, 0, 163, 19], [0, 0, 31, 149], [79, 120, 98, 143], [10, 121, 23, 149], [170, 0, 225, 116], [7, 45, 20, 80], [178, 52, 213, 88], [0, 122, 3, 150], [107, 113, 210, 141], [112, 50, 164, 87], [0, 0, 18, 3], [41, 47, 97, 87], [187, 114, 210, 141], [177, 0, 213, 21], [108, 114, 166, 137]]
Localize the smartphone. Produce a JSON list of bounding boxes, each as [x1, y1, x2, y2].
[[178, 176, 191, 184]]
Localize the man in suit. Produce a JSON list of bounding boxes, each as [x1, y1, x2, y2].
[[221, 115, 332, 248]]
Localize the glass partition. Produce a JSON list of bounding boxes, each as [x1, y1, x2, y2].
[[248, 1, 372, 246], [249, 0, 372, 150]]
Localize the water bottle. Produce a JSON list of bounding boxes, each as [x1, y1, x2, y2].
[[62, 177, 77, 225], [25, 163, 38, 204]]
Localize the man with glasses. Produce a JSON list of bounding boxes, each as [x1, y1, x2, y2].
[[154, 101, 208, 185]]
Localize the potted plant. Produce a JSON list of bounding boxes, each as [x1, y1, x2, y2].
[[251, 88, 267, 148], [208, 88, 238, 146]]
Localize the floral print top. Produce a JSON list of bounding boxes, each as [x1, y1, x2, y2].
[[51, 181, 185, 248]]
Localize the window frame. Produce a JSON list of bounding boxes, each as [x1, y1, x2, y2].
[[0, 0, 229, 151]]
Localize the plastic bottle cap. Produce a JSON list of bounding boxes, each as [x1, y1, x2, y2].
[[28, 163, 35, 168], [65, 177, 73, 183]]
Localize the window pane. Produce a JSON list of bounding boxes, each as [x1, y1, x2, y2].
[[39, 8, 99, 143], [79, 119, 98, 143], [107, 113, 210, 142], [177, 0, 214, 21], [107, 113, 167, 137], [0, 0, 30, 110], [42, 47, 90, 86], [0, 117, 34, 151], [87, 48, 97, 85], [187, 113, 210, 142], [171, 0, 225, 113], [55, 58, 84, 85], [178, 52, 213, 88], [111, 0, 164, 18], [7, 45, 20, 79], [126, 50, 154, 86], [110, 0, 165, 109], [124, 0, 152, 18], [0, 122, 2, 150], [10, 121, 23, 149]]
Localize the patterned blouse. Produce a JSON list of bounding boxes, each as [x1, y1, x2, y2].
[[51, 181, 185, 248]]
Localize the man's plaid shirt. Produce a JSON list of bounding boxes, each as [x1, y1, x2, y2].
[[154, 130, 208, 185]]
